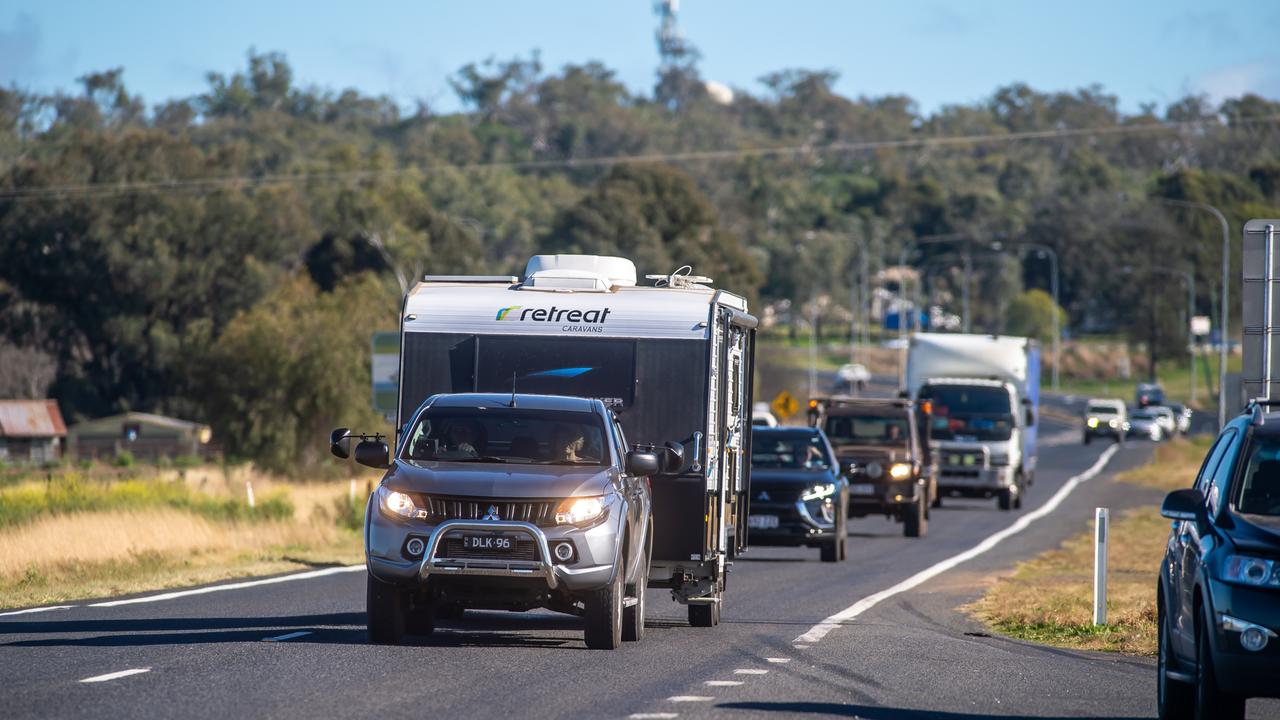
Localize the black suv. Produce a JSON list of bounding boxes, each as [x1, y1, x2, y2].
[[1157, 402, 1280, 719], [810, 398, 937, 538], [747, 426, 849, 561]]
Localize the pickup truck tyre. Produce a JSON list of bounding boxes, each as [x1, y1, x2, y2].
[[1194, 614, 1245, 720], [584, 563, 624, 649], [903, 496, 927, 537], [622, 547, 648, 642], [436, 601, 465, 620], [688, 593, 721, 627], [366, 573, 407, 645]]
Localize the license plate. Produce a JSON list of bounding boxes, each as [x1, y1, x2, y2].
[[461, 534, 516, 551], [748, 515, 780, 529], [848, 483, 876, 495]]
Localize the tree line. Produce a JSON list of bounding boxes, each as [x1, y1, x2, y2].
[[2, 50, 1279, 471]]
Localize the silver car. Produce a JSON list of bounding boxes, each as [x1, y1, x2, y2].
[[1128, 408, 1167, 441], [333, 393, 658, 650]]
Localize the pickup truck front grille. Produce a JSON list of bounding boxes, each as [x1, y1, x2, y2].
[[412, 495, 558, 526], [441, 537, 539, 561]]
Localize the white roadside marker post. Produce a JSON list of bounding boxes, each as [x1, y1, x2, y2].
[[1093, 507, 1109, 625], [246, 480, 256, 510]]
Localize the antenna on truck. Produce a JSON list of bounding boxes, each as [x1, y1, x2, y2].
[[510, 371, 518, 408]]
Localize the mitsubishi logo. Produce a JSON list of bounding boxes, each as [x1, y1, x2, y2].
[[756, 490, 771, 502], [482, 505, 501, 521]]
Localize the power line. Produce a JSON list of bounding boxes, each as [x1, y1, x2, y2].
[[2, 113, 1278, 203]]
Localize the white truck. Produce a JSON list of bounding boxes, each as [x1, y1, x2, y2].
[[905, 333, 1040, 511]]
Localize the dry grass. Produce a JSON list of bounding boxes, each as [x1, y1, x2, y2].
[[968, 436, 1211, 656], [0, 466, 369, 609]]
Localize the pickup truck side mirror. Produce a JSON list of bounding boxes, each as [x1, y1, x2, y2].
[[660, 440, 686, 474], [330, 428, 352, 459], [1025, 407, 1036, 426], [626, 450, 660, 476], [1161, 488, 1207, 523], [354, 437, 391, 469]]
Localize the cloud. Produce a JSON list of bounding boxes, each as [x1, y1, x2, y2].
[[0, 13, 43, 83], [1193, 58, 1280, 105]]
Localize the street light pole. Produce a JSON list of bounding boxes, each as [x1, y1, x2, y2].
[[1151, 198, 1231, 427]]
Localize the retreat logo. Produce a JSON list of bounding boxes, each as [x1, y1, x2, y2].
[[495, 306, 522, 321]]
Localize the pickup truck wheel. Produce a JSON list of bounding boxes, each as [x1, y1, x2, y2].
[[584, 564, 624, 649], [366, 573, 407, 645], [903, 496, 927, 537], [1194, 613, 1245, 720], [622, 548, 648, 642]]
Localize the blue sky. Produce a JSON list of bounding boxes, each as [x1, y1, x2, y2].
[[2, 0, 1278, 115]]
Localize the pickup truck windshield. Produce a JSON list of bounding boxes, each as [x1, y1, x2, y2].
[[402, 408, 608, 466], [920, 385, 1015, 441], [751, 432, 832, 469], [1088, 404, 1119, 415], [823, 415, 909, 447], [1236, 437, 1280, 517]]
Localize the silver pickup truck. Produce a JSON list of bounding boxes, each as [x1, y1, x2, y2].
[[333, 393, 658, 650]]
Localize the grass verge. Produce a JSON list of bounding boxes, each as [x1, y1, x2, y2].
[[0, 465, 372, 609], [967, 438, 1211, 655]]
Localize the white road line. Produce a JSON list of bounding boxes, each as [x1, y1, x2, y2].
[[88, 565, 363, 607], [0, 605, 76, 617], [794, 443, 1120, 645], [667, 696, 714, 702], [80, 668, 151, 683], [704, 680, 744, 687], [765, 657, 791, 664], [263, 631, 312, 642], [734, 668, 768, 675], [630, 714, 679, 719]]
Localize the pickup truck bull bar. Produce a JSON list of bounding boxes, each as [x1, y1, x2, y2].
[[416, 519, 559, 589]]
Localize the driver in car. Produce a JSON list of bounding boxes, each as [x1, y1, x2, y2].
[[439, 422, 480, 459]]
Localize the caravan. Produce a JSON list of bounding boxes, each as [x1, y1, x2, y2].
[[340, 254, 756, 638]]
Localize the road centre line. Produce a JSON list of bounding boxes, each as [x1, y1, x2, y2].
[[0, 605, 76, 617], [88, 565, 364, 607], [667, 696, 714, 702], [630, 714, 679, 719], [765, 657, 790, 663], [795, 443, 1121, 645], [704, 680, 744, 687], [80, 668, 151, 683], [263, 631, 312, 642], [734, 668, 768, 674]]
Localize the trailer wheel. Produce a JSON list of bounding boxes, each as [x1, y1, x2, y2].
[[584, 564, 624, 649], [366, 573, 408, 645], [688, 594, 721, 627]]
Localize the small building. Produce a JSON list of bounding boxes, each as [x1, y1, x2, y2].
[[0, 400, 67, 464], [68, 412, 212, 462]]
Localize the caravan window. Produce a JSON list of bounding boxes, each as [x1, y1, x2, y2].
[[476, 337, 636, 408]]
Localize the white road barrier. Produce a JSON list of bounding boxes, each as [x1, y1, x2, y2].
[[1094, 507, 1109, 625], [794, 443, 1121, 645]]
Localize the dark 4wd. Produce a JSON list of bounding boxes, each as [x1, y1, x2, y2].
[[809, 397, 937, 538]]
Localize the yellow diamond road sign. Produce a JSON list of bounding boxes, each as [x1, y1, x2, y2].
[[771, 390, 799, 420]]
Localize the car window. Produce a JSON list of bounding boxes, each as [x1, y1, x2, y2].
[[401, 407, 609, 466], [1235, 436, 1280, 516], [1208, 430, 1243, 516], [825, 415, 910, 446], [1194, 430, 1234, 495], [750, 432, 831, 470]]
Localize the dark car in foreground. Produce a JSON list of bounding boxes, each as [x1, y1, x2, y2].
[[1157, 402, 1280, 719], [332, 393, 658, 650], [748, 426, 848, 561]]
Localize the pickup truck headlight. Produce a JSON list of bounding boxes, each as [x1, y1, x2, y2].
[[888, 462, 913, 480], [1087, 417, 1099, 428], [377, 485, 418, 520], [1223, 554, 1280, 588], [555, 496, 608, 526], [801, 483, 837, 501]]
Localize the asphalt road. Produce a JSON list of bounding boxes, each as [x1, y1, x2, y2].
[[6, 420, 1277, 719]]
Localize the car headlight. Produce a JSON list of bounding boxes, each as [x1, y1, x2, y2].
[[1087, 417, 1099, 428], [801, 482, 837, 501], [555, 495, 608, 526], [1108, 418, 1119, 428], [864, 462, 884, 479], [1223, 554, 1280, 588], [888, 462, 913, 480], [377, 485, 418, 520]]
